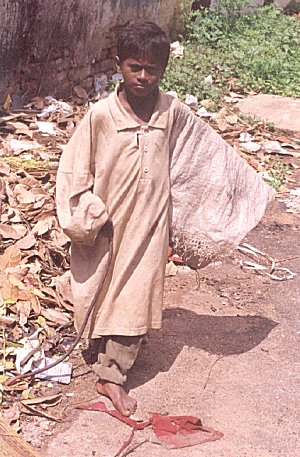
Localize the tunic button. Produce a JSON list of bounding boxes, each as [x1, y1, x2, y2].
[[144, 147, 148, 153], [144, 131, 148, 137], [144, 167, 149, 173]]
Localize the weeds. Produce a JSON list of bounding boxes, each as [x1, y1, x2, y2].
[[265, 161, 289, 190], [3, 157, 50, 170], [161, 2, 300, 104]]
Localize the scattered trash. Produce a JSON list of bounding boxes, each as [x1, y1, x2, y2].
[[15, 332, 44, 374], [7, 139, 42, 153], [94, 74, 108, 95], [203, 75, 213, 85], [32, 358, 72, 384], [112, 72, 123, 82], [36, 121, 57, 136], [184, 94, 198, 110], [240, 141, 261, 153], [165, 261, 178, 277], [77, 400, 223, 455], [38, 97, 73, 118], [238, 243, 296, 281], [262, 140, 300, 158], [170, 41, 184, 59], [196, 107, 213, 118], [239, 132, 254, 142]]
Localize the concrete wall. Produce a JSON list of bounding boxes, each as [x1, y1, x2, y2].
[[0, 0, 180, 100]]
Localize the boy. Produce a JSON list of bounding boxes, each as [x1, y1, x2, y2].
[[56, 21, 273, 417]]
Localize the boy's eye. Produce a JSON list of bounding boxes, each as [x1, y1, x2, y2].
[[147, 67, 160, 75], [130, 65, 142, 72], [129, 65, 161, 75]]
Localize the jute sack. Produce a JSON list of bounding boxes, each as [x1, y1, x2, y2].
[[169, 106, 275, 268]]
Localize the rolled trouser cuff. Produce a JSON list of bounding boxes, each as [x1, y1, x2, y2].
[[92, 335, 143, 386]]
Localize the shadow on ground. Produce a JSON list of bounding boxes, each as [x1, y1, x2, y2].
[[82, 308, 277, 390]]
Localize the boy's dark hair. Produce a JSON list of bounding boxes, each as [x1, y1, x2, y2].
[[117, 21, 170, 69]]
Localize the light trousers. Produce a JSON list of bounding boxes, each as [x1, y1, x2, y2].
[[92, 335, 143, 385]]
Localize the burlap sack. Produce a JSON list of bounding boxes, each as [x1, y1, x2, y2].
[[170, 107, 275, 268]]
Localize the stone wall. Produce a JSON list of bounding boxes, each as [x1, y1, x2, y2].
[[0, 0, 181, 101]]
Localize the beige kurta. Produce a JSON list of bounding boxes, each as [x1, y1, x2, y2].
[[56, 89, 179, 338], [56, 88, 274, 339]]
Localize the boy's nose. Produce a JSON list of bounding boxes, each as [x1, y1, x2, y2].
[[138, 69, 148, 82]]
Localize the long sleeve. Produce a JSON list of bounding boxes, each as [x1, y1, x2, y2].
[[56, 109, 108, 246]]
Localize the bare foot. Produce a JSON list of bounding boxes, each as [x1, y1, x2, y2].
[[96, 380, 137, 417]]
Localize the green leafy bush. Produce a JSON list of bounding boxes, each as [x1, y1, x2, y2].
[[161, 2, 300, 104]]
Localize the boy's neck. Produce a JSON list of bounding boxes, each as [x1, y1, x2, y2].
[[118, 86, 158, 125]]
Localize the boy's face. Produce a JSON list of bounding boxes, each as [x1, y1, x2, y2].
[[118, 54, 165, 99]]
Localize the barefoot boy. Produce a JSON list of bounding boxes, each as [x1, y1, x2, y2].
[[56, 21, 273, 417]]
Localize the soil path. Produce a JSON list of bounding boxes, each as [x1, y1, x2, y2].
[[40, 176, 300, 456]]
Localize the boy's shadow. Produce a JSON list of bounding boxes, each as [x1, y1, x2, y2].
[[127, 308, 277, 389], [82, 307, 277, 389]]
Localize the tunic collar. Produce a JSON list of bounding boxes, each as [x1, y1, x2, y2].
[[108, 85, 169, 131]]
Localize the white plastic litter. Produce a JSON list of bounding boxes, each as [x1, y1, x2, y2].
[[38, 97, 73, 118], [94, 75, 108, 94], [238, 243, 296, 281], [184, 94, 198, 110], [8, 139, 42, 152], [239, 132, 254, 142], [112, 73, 123, 82], [170, 41, 184, 58], [240, 142, 261, 153], [203, 75, 213, 85], [36, 121, 57, 136]]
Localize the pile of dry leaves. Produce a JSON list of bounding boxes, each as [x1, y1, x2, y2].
[[0, 87, 299, 431]]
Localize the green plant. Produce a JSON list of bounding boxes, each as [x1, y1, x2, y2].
[[3, 157, 50, 170], [164, 3, 300, 105], [267, 161, 289, 190]]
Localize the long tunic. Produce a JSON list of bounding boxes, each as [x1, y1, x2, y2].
[[56, 89, 179, 338], [56, 88, 274, 338]]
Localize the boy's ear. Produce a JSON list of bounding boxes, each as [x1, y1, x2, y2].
[[116, 56, 121, 70]]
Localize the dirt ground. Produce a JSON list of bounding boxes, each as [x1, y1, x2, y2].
[[17, 162, 299, 456]]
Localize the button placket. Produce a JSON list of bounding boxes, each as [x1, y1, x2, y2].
[[140, 127, 150, 178]]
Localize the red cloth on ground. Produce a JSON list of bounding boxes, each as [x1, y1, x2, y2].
[[77, 401, 223, 454]]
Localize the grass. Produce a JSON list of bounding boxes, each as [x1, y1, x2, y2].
[[267, 161, 289, 190], [161, 2, 300, 107], [3, 157, 50, 170]]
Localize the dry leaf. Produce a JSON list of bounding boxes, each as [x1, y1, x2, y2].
[[16, 233, 36, 250], [0, 161, 10, 175], [16, 301, 31, 326], [217, 118, 228, 132], [2, 402, 20, 426], [31, 216, 55, 235], [41, 308, 70, 325], [0, 245, 22, 272], [0, 223, 27, 240], [55, 273, 73, 304], [20, 402, 62, 421], [0, 315, 16, 326], [22, 392, 62, 408]]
